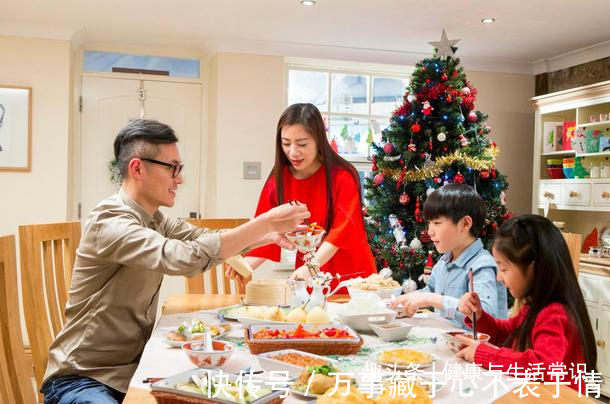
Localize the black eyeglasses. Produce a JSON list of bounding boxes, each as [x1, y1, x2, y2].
[[141, 158, 184, 178]]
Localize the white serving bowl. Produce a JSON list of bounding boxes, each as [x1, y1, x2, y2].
[[337, 310, 396, 332], [370, 322, 413, 342], [347, 286, 403, 299], [442, 331, 490, 353]]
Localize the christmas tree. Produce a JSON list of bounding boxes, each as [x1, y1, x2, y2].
[[364, 30, 511, 288]]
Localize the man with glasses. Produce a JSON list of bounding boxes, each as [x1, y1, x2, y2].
[[41, 119, 310, 404]]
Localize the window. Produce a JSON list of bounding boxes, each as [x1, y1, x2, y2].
[[287, 65, 409, 162], [84, 51, 200, 78]]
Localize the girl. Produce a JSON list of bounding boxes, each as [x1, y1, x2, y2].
[[456, 214, 596, 393], [228, 103, 376, 289]]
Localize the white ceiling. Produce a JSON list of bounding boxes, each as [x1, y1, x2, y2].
[[1, 0, 610, 73]]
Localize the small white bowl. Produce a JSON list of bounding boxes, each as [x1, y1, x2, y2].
[[369, 322, 412, 341], [182, 340, 235, 368]]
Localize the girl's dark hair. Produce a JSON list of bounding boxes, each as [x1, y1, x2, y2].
[[423, 183, 486, 237], [493, 214, 596, 372], [272, 103, 362, 230]]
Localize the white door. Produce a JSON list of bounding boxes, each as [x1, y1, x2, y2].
[[80, 76, 202, 220], [80, 76, 202, 318]]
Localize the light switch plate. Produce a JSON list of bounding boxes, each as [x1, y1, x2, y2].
[[243, 161, 261, 180]]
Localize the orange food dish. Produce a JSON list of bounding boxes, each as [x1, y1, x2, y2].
[[270, 352, 329, 367], [252, 324, 353, 340]]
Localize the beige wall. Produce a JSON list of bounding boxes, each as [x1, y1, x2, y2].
[[205, 53, 285, 218], [0, 35, 72, 236], [204, 53, 535, 218], [466, 70, 535, 215]]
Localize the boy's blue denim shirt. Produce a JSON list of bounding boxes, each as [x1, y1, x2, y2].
[[418, 238, 508, 328]]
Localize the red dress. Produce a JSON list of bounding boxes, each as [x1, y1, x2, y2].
[[467, 303, 588, 393], [247, 165, 377, 290]]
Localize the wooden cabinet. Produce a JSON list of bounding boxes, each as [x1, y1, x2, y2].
[[578, 268, 610, 396]]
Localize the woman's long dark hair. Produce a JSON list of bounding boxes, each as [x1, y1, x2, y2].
[[492, 214, 596, 372], [272, 103, 363, 231]]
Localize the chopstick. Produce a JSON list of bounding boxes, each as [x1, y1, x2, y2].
[[143, 377, 163, 384], [468, 268, 478, 340]]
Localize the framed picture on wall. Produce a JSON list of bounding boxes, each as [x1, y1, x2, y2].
[[0, 85, 32, 171]]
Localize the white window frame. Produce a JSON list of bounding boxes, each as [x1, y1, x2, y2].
[[285, 58, 413, 163]]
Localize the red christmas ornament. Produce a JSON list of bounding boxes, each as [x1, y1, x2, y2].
[[383, 143, 395, 154], [491, 166, 497, 179], [425, 79, 431, 84], [373, 173, 385, 186], [411, 123, 421, 133], [441, 73, 448, 81], [419, 153, 426, 159], [458, 134, 469, 146], [425, 251, 434, 269], [371, 155, 378, 172], [452, 71, 459, 77], [420, 230, 431, 243], [479, 170, 490, 180], [453, 172, 465, 184], [429, 137, 433, 151], [396, 166, 406, 190], [468, 111, 478, 122], [422, 101, 433, 116], [414, 197, 423, 223], [399, 193, 410, 205], [442, 146, 448, 152], [491, 222, 498, 229], [434, 176, 442, 184], [446, 95, 452, 103]]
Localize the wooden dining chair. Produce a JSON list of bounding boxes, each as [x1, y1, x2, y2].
[[561, 232, 582, 275], [511, 231, 582, 316], [186, 218, 249, 295], [18, 222, 80, 398], [0, 234, 37, 404]]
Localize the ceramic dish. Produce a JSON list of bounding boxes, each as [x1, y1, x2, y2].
[[336, 311, 396, 332], [162, 323, 232, 348], [256, 349, 336, 378], [369, 321, 413, 341]]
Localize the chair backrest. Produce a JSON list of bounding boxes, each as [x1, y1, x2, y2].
[[0, 234, 37, 404], [562, 232, 581, 275], [18, 222, 80, 395], [185, 218, 249, 295]]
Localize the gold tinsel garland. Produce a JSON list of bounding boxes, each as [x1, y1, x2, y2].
[[381, 147, 500, 182]]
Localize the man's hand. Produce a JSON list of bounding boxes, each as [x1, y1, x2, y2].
[[261, 203, 310, 234], [224, 266, 252, 284]]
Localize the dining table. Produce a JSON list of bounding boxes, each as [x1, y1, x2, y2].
[[123, 294, 598, 404]]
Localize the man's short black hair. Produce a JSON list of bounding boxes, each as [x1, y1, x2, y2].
[[423, 183, 486, 237], [113, 119, 178, 179]]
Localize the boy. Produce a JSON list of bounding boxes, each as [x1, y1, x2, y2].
[[390, 183, 508, 328]]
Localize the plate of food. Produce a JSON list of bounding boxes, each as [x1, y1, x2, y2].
[[347, 274, 403, 299], [163, 319, 231, 348], [290, 364, 352, 398], [256, 349, 336, 378], [377, 348, 438, 370], [151, 368, 287, 404], [218, 305, 291, 323]]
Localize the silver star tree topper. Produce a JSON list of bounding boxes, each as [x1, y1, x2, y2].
[[428, 29, 460, 58]]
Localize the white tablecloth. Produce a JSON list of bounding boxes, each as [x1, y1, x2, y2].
[[130, 304, 519, 403]]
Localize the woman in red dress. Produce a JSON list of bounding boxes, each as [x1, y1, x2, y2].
[[232, 103, 376, 289]]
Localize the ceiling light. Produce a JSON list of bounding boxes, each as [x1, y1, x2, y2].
[[481, 18, 495, 24], [300, 0, 316, 6]]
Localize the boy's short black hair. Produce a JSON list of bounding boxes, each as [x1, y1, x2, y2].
[[423, 183, 486, 237]]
